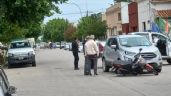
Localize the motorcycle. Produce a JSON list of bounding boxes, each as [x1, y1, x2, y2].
[[113, 48, 159, 76]]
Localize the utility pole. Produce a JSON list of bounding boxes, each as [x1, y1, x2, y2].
[[66, 2, 82, 18], [149, 0, 152, 32], [86, 0, 88, 17]]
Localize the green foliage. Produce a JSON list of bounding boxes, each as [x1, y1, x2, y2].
[[0, 0, 68, 43], [77, 13, 107, 40], [0, 0, 68, 27], [0, 22, 24, 43], [43, 18, 69, 42], [24, 23, 42, 41]]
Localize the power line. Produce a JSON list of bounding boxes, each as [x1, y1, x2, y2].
[[55, 8, 105, 16], [55, 11, 94, 16]]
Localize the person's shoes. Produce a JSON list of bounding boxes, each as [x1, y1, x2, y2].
[[89, 73, 92, 76], [94, 73, 98, 75]]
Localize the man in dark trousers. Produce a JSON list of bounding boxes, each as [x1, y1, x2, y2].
[[85, 35, 99, 75], [72, 38, 79, 70], [83, 36, 90, 75]]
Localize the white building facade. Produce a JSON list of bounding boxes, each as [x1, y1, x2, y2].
[[137, 0, 171, 32]]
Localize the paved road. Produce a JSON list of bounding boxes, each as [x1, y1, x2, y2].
[[5, 49, 171, 96]]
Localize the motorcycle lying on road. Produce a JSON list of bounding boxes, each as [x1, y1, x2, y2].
[[113, 48, 159, 76]]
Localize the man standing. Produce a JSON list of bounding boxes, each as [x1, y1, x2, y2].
[[83, 36, 90, 75], [85, 35, 99, 75], [72, 38, 79, 70]]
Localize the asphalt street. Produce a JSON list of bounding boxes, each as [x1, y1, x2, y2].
[[4, 49, 171, 96]]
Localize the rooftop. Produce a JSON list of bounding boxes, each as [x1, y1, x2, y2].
[[157, 9, 171, 18]]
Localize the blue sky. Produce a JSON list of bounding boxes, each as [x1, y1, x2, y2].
[[43, 0, 114, 23]]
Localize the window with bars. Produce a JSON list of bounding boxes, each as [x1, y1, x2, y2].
[[118, 13, 121, 21]]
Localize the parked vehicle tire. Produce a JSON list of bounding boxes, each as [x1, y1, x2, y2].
[[32, 61, 36, 67], [167, 59, 171, 64], [102, 59, 110, 72]]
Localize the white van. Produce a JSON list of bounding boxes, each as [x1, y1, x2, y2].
[[130, 32, 171, 64]]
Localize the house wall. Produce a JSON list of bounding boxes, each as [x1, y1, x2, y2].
[[106, 3, 122, 37], [102, 13, 106, 21], [121, 2, 129, 24], [138, 0, 151, 32], [138, 0, 171, 32], [152, 3, 171, 10], [105, 2, 129, 37], [129, 2, 139, 32], [106, 5, 116, 37], [122, 23, 129, 34]]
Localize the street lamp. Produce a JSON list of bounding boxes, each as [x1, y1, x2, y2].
[[65, 2, 83, 18], [65, 2, 84, 41]]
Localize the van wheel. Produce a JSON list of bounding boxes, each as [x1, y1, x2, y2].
[[102, 59, 110, 72], [167, 59, 171, 64]]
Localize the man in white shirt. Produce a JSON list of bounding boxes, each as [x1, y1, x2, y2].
[[85, 35, 99, 75]]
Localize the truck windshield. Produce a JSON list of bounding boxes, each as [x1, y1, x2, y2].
[[119, 36, 151, 47], [10, 42, 31, 49], [134, 33, 150, 40]]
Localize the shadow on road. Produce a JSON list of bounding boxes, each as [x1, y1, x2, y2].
[[5, 64, 34, 69], [162, 64, 170, 66]]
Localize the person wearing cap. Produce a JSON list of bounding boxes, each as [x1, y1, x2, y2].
[[85, 35, 99, 75], [83, 36, 91, 75]]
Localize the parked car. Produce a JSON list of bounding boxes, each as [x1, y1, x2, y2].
[[7, 40, 36, 68], [129, 32, 171, 64], [102, 35, 162, 72], [64, 43, 70, 50], [55, 42, 60, 48], [69, 43, 72, 51], [39, 42, 46, 49], [0, 67, 16, 96], [60, 42, 65, 49], [78, 42, 83, 52]]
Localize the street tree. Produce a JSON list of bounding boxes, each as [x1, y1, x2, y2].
[[0, 0, 68, 27], [77, 13, 107, 40], [64, 24, 76, 42], [43, 18, 69, 42], [24, 23, 42, 41], [0, 19, 25, 43], [0, 0, 68, 42]]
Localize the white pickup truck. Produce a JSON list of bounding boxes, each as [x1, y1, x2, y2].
[[7, 40, 36, 68], [130, 32, 171, 64]]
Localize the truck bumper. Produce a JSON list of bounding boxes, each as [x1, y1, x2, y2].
[[8, 55, 35, 65]]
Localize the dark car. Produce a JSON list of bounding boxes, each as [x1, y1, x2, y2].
[[0, 68, 16, 96]]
